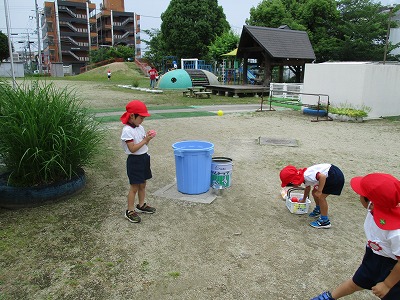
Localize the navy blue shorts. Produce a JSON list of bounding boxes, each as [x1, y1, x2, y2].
[[322, 165, 344, 195], [126, 153, 152, 184], [353, 247, 400, 299]]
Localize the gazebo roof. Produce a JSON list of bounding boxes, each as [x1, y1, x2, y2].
[[236, 25, 316, 61]]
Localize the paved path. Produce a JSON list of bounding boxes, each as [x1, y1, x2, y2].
[[95, 104, 266, 117]]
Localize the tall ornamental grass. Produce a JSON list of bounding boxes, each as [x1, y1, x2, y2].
[[0, 80, 103, 187]]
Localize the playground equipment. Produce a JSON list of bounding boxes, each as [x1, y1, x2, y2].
[[181, 58, 213, 72], [157, 69, 218, 89], [162, 56, 178, 73]]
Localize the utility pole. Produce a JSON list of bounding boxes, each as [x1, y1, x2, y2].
[[111, 10, 114, 46], [27, 30, 32, 70], [54, 0, 63, 62], [383, 5, 395, 65], [3, 0, 16, 88], [35, 0, 42, 74]]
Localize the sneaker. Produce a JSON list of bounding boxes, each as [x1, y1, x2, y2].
[[309, 207, 321, 217], [125, 210, 141, 223], [311, 291, 335, 300], [136, 203, 156, 214], [310, 218, 331, 229]]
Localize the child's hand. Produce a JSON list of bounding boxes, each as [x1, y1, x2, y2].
[[148, 130, 157, 137]]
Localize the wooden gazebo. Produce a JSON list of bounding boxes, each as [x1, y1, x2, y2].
[[236, 25, 316, 85]]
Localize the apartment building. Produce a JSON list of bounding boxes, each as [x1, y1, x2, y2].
[[97, 0, 140, 58], [42, 0, 140, 75], [42, 0, 97, 74]]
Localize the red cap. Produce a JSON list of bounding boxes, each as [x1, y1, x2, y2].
[[350, 173, 400, 230], [120, 100, 151, 124], [279, 165, 306, 187]]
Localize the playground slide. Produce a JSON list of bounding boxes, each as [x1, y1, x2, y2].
[[247, 70, 256, 80]]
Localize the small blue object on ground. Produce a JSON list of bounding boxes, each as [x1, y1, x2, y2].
[[303, 107, 328, 117], [310, 291, 335, 300]]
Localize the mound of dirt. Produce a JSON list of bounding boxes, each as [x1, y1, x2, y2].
[[83, 62, 143, 77]]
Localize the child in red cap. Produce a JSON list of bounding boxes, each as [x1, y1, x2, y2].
[[311, 173, 400, 300], [120, 100, 157, 223], [280, 164, 344, 228]]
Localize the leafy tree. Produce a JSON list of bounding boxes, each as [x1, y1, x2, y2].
[[142, 29, 166, 70], [247, 0, 305, 30], [246, 0, 396, 62], [247, 0, 338, 62], [336, 0, 396, 61], [297, 0, 341, 62], [207, 30, 240, 63], [0, 31, 10, 62], [90, 45, 134, 63], [160, 0, 230, 60]]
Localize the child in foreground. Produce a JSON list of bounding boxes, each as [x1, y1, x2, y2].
[[280, 164, 344, 228], [120, 100, 157, 223], [312, 173, 400, 300]]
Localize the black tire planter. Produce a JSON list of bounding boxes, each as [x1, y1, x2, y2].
[[0, 168, 86, 209], [302, 107, 328, 117]]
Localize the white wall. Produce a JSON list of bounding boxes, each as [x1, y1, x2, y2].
[[0, 62, 25, 77], [302, 62, 400, 118], [389, 28, 400, 56]]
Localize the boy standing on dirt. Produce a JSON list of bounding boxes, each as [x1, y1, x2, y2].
[[311, 173, 400, 300], [107, 69, 111, 80], [280, 163, 345, 229], [120, 100, 157, 223], [148, 67, 158, 89]]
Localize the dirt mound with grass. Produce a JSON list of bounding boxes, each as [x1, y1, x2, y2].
[[75, 62, 144, 80]]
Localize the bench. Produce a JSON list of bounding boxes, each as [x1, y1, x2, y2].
[[193, 91, 212, 99], [183, 90, 190, 97]]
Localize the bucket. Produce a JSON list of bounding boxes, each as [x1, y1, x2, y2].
[[172, 140, 214, 195], [211, 157, 233, 189]]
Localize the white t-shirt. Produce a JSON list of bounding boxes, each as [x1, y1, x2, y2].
[[364, 212, 400, 260], [303, 163, 331, 187], [121, 124, 148, 155]]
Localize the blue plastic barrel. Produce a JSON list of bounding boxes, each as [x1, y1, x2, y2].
[[172, 140, 214, 194]]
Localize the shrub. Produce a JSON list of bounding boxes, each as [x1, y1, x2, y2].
[[0, 80, 103, 187], [329, 103, 371, 118], [132, 77, 140, 87]]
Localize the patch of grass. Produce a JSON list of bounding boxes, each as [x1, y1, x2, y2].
[[329, 103, 371, 117], [383, 115, 400, 121], [95, 111, 216, 122], [87, 105, 193, 114], [141, 260, 150, 272], [168, 271, 181, 278], [267, 97, 302, 111]]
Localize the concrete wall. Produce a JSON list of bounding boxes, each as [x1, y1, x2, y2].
[[390, 28, 400, 56], [302, 62, 400, 118], [50, 63, 64, 77], [0, 62, 25, 77]]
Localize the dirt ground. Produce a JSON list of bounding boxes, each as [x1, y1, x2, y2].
[[5, 80, 400, 299]]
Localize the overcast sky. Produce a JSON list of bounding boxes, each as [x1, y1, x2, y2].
[[0, 0, 396, 52]]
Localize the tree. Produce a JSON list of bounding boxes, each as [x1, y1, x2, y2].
[[246, 0, 305, 30], [142, 29, 167, 70], [90, 45, 135, 63], [207, 30, 239, 63], [0, 31, 10, 62], [336, 0, 395, 61], [246, 0, 394, 62], [160, 0, 230, 60], [297, 0, 341, 62], [247, 0, 339, 62]]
